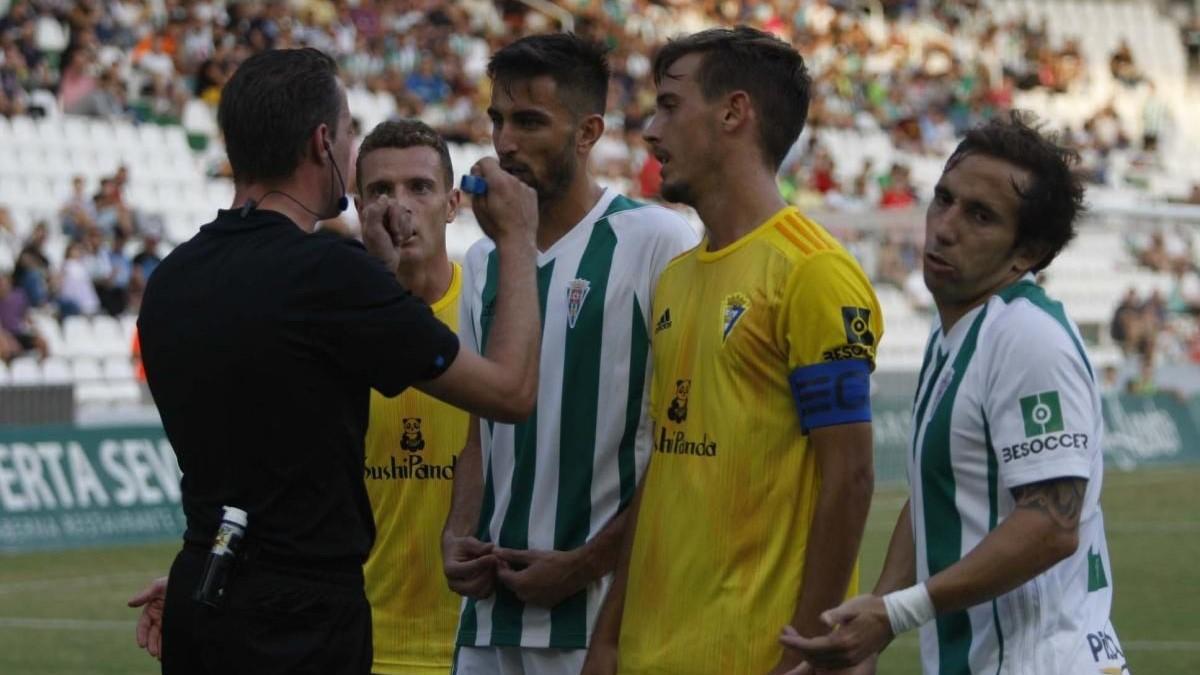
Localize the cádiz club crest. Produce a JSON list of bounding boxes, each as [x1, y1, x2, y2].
[[721, 292, 750, 343]]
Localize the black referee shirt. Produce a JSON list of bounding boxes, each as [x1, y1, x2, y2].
[[139, 208, 460, 567]]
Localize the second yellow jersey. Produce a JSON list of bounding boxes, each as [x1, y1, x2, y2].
[[619, 207, 883, 673], [363, 263, 467, 674]]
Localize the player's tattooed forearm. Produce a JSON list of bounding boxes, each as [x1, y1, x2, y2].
[[1012, 478, 1086, 530]]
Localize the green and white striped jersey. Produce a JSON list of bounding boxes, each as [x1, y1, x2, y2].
[[908, 275, 1126, 674], [456, 189, 698, 650]]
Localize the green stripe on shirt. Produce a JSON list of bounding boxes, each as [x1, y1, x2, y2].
[[551, 219, 617, 647], [920, 307, 988, 675]]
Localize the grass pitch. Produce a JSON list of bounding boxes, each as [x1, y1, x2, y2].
[[0, 467, 1196, 674]]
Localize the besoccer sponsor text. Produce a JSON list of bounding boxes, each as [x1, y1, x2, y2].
[[999, 433, 1089, 463]]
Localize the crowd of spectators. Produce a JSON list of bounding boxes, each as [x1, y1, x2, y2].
[[1106, 225, 1200, 394], [0, 163, 162, 362], [1, 0, 1199, 366]]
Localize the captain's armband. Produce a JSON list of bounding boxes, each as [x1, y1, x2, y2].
[[788, 359, 872, 433]]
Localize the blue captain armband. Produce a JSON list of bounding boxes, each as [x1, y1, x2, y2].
[[789, 359, 872, 433]]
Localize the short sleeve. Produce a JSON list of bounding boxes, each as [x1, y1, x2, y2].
[[983, 316, 1096, 489], [778, 251, 883, 371], [779, 251, 882, 432], [311, 239, 460, 397]]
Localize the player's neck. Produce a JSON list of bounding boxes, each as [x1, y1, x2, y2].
[[397, 253, 454, 306], [936, 269, 1028, 333], [696, 171, 786, 251], [536, 178, 604, 252]]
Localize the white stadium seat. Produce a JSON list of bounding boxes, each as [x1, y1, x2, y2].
[[91, 315, 129, 356], [40, 357, 72, 384], [62, 315, 99, 358], [32, 314, 67, 357], [9, 356, 42, 385]]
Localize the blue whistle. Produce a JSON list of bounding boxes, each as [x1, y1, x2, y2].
[[461, 175, 488, 195]]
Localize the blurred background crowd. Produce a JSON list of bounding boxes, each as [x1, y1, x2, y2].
[[2, 0, 1200, 398]]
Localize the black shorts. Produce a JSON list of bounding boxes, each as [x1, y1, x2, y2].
[[162, 546, 371, 675]]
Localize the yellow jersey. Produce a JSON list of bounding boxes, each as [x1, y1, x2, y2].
[[363, 262, 467, 674], [619, 207, 883, 673]]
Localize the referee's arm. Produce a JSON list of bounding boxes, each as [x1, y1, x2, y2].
[[417, 160, 540, 422]]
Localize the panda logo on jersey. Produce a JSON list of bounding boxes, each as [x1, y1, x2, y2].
[[667, 379, 691, 423], [400, 418, 426, 452]]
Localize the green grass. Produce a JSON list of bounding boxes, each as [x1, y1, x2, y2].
[[866, 467, 1200, 674], [0, 467, 1196, 673]]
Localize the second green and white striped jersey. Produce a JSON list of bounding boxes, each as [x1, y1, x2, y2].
[[908, 275, 1126, 674], [457, 189, 698, 650]]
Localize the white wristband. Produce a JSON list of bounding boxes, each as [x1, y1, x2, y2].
[[882, 583, 935, 635]]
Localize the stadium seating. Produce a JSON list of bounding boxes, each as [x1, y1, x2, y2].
[[3, 0, 1200, 412]]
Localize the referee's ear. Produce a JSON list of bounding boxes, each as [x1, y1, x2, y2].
[[574, 113, 605, 156]]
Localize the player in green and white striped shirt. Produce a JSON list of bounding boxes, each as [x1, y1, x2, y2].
[[781, 115, 1127, 674], [442, 34, 697, 675]]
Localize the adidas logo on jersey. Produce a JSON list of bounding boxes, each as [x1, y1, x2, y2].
[[655, 308, 672, 333]]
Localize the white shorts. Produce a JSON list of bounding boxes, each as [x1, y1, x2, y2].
[[452, 645, 587, 675]]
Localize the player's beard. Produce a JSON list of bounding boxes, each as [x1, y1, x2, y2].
[[529, 138, 577, 205], [660, 176, 697, 207]]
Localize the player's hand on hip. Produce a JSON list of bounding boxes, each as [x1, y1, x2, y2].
[[360, 195, 415, 274], [778, 594, 892, 672], [442, 533, 498, 599], [493, 546, 586, 608], [468, 158, 537, 246], [127, 575, 168, 660]]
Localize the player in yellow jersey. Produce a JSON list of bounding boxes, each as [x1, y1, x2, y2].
[[584, 27, 882, 675], [355, 120, 468, 674]]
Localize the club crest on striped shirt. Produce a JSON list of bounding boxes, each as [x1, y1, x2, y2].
[[721, 292, 750, 343], [931, 365, 955, 410], [566, 278, 591, 329]]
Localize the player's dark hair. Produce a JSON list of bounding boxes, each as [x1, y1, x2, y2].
[[947, 111, 1086, 272], [355, 119, 454, 194], [653, 26, 812, 171], [218, 48, 343, 185], [487, 33, 610, 119]]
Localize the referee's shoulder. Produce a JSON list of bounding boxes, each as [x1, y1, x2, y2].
[[308, 229, 372, 264]]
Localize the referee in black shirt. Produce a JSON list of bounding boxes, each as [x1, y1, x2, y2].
[[134, 48, 540, 674]]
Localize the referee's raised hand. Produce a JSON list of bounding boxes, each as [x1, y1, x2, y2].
[[468, 157, 538, 247]]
